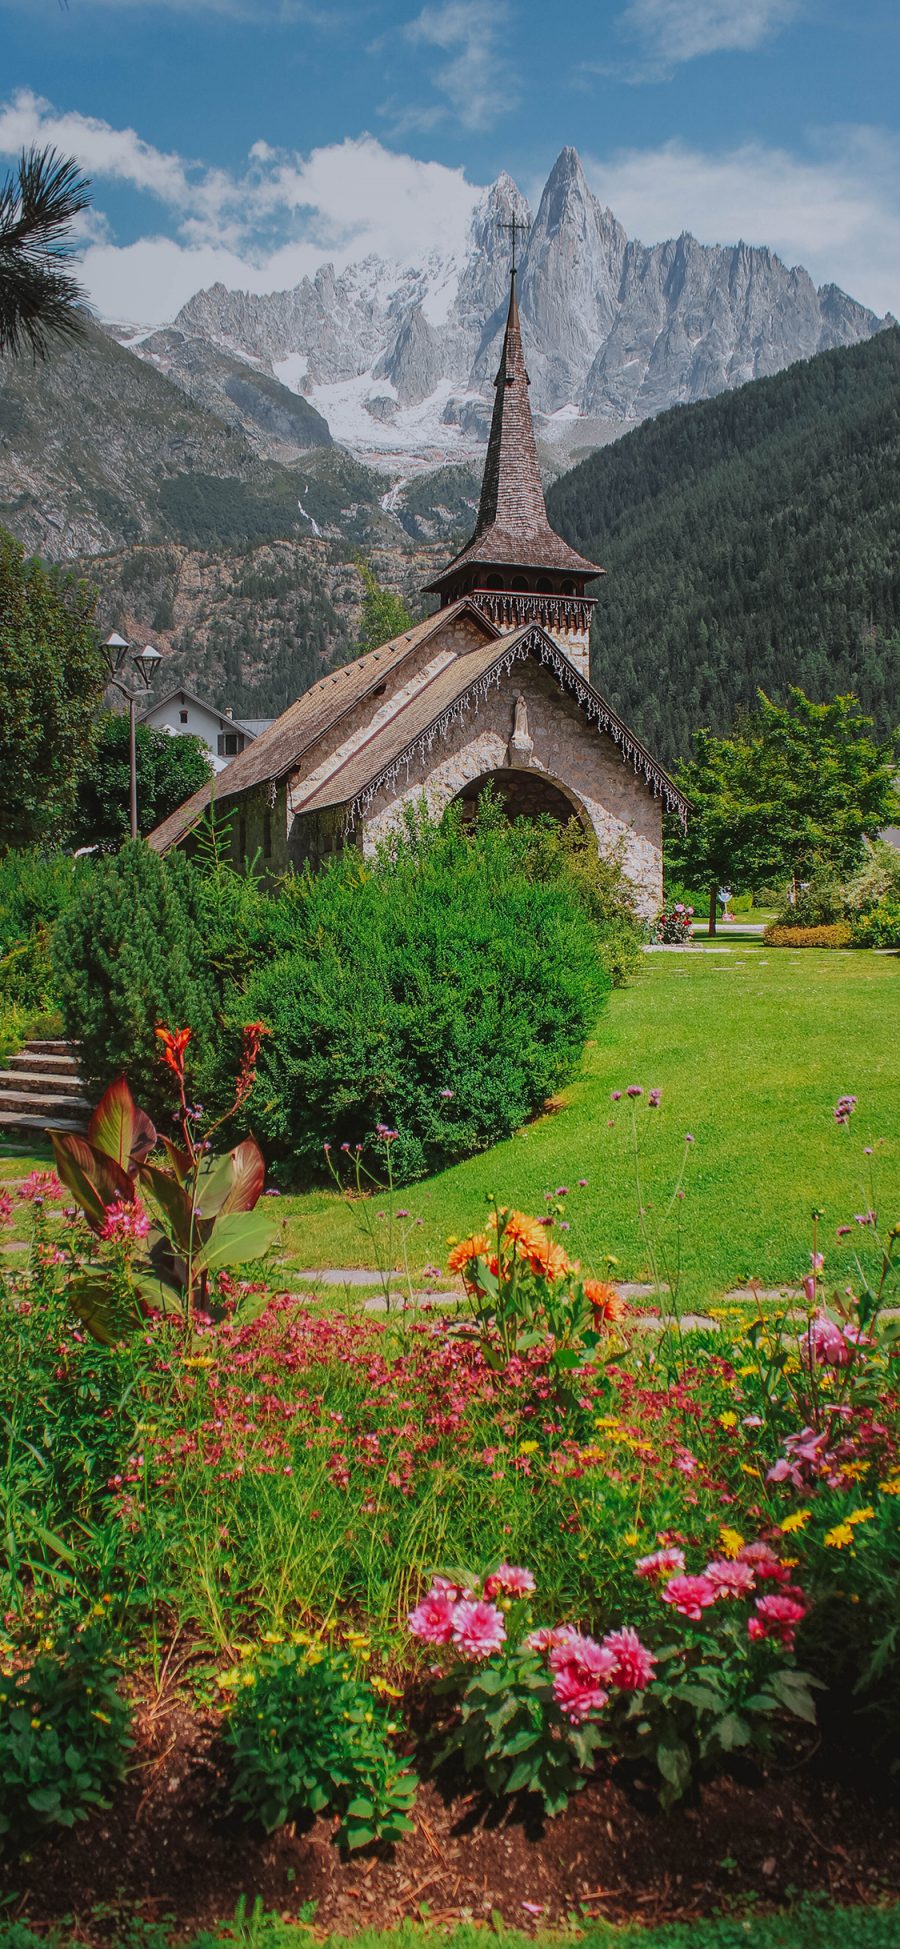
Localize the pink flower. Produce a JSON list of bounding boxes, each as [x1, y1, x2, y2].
[[738, 1542, 782, 1578], [552, 1667, 610, 1722], [408, 1590, 457, 1645], [750, 1593, 806, 1649], [484, 1563, 536, 1599], [451, 1599, 506, 1659], [526, 1624, 577, 1652], [601, 1626, 656, 1691], [99, 1197, 151, 1244], [548, 1630, 616, 1681], [549, 1631, 617, 1722], [809, 1312, 851, 1367], [0, 1190, 13, 1224], [17, 1170, 63, 1203], [635, 1547, 685, 1582], [705, 1558, 755, 1599], [660, 1574, 718, 1621], [431, 1574, 471, 1602]]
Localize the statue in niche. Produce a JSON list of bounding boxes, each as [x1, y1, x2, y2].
[[509, 692, 534, 767]]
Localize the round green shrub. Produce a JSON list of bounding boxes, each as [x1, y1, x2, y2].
[[247, 806, 610, 1182], [850, 896, 900, 949]]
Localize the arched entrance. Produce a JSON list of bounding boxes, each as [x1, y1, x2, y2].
[[452, 769, 592, 833]]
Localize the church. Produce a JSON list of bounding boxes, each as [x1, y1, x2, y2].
[[149, 271, 687, 913]]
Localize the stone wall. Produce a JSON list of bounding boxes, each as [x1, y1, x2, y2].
[[359, 656, 663, 914]]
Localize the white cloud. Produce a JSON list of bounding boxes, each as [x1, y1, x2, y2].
[[0, 90, 481, 322], [583, 130, 900, 317], [401, 0, 518, 132], [617, 0, 800, 67]]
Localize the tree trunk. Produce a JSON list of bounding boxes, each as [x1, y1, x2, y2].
[[708, 885, 717, 936]]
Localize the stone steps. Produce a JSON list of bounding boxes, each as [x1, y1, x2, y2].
[[0, 1039, 89, 1139]]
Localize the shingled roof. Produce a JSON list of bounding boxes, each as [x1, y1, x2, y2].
[[295, 623, 687, 821], [146, 599, 496, 852], [424, 273, 601, 594]]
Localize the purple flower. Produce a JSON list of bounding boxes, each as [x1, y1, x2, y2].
[[263, 1188, 281, 1197], [439, 1088, 454, 1100], [648, 1089, 661, 1107], [684, 1133, 695, 1144], [556, 1185, 569, 1197], [626, 1085, 643, 1099], [396, 1208, 410, 1219], [578, 1178, 588, 1188], [834, 1094, 857, 1125], [610, 1090, 622, 1102], [323, 1141, 331, 1152]]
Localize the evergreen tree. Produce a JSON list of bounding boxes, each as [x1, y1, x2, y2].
[[0, 529, 106, 848], [355, 559, 414, 654], [53, 843, 216, 1121]]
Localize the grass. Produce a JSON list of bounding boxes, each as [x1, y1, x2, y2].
[[263, 943, 900, 1304], [2, 1903, 900, 1949], [3, 946, 899, 1307]]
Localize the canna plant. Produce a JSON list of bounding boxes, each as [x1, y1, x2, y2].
[[49, 1022, 277, 1343]]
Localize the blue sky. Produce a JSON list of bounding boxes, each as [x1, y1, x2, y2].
[[0, 0, 898, 324]]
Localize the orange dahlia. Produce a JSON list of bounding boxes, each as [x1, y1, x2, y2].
[[447, 1233, 491, 1276], [584, 1279, 627, 1326]]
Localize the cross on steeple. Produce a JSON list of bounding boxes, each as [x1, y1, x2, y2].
[[500, 213, 528, 275]]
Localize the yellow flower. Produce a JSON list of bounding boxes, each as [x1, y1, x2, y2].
[[371, 1676, 402, 1698], [738, 1365, 756, 1378], [719, 1527, 745, 1559], [624, 1530, 640, 1547], [824, 1522, 855, 1549], [879, 1476, 900, 1496], [518, 1440, 539, 1455], [217, 1669, 242, 1691], [740, 1463, 762, 1478], [779, 1510, 811, 1533], [718, 1412, 738, 1430], [846, 1506, 875, 1526], [182, 1355, 214, 1369], [261, 1631, 284, 1645]]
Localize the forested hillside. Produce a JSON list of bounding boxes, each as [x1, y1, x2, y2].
[[547, 327, 900, 767]]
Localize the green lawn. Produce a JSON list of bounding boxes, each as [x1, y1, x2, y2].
[[267, 944, 900, 1303], [3, 946, 898, 1308]]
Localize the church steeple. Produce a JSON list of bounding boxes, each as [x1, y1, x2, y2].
[[424, 269, 602, 680]]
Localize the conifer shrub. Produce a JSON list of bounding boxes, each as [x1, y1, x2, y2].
[[0, 848, 85, 1011], [248, 805, 610, 1183], [53, 841, 216, 1121]]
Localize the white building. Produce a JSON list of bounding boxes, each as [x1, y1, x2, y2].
[[138, 686, 273, 775]]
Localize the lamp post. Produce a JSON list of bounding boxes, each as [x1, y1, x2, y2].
[[103, 633, 163, 840]]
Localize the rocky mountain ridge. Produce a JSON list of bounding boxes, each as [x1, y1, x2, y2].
[[124, 146, 892, 468]]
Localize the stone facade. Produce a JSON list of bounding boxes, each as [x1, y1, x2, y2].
[[341, 659, 662, 914]]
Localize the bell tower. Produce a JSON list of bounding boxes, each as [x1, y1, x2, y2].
[[423, 268, 603, 680]]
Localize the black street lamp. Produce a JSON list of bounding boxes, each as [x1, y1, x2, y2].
[[103, 633, 163, 840]]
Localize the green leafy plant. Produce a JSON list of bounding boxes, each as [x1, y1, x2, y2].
[[49, 1029, 276, 1341], [225, 1643, 417, 1848], [0, 1624, 131, 1850]]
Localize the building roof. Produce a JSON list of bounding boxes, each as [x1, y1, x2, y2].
[[138, 684, 261, 737], [424, 273, 602, 594], [147, 599, 493, 851], [148, 605, 688, 853], [295, 622, 687, 822]]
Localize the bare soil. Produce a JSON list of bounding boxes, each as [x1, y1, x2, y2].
[[6, 1688, 900, 1940]]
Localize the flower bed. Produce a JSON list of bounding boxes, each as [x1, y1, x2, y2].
[[1, 1080, 899, 1924]]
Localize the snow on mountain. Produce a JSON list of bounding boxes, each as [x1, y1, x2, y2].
[[125, 148, 892, 471]]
